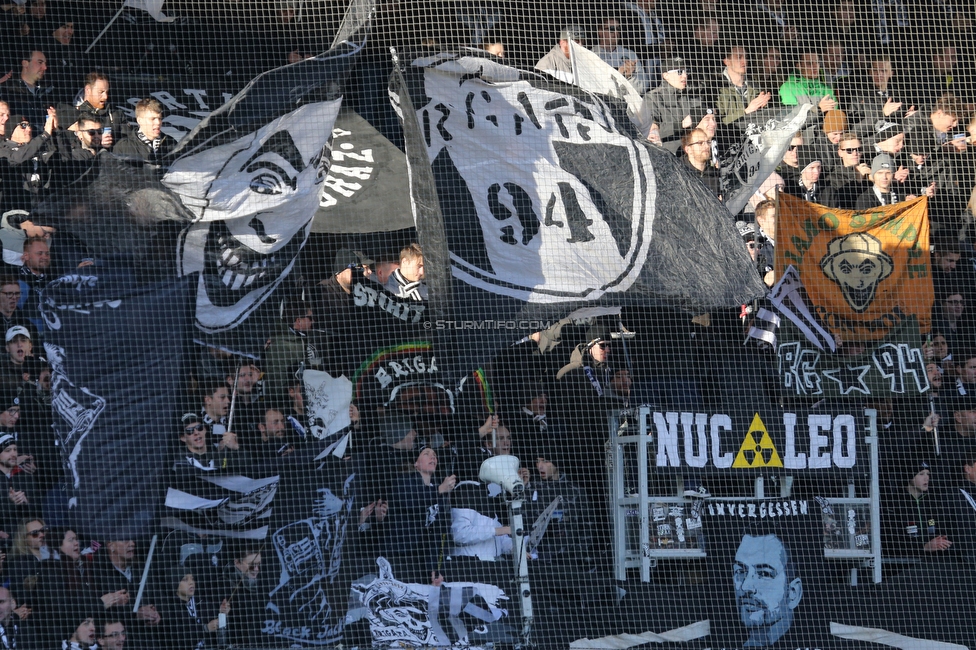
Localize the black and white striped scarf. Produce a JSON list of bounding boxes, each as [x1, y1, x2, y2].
[[136, 131, 165, 163], [391, 269, 425, 301]]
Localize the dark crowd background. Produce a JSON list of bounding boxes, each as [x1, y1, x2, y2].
[[0, 0, 975, 648]]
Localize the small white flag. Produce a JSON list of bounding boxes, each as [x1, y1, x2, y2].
[[568, 40, 651, 136], [123, 0, 176, 23], [303, 369, 353, 440]]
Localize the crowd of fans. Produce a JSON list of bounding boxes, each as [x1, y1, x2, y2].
[[0, 0, 973, 647]]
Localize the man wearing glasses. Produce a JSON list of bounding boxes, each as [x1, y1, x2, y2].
[[98, 620, 127, 650], [0, 279, 33, 342], [826, 131, 870, 210], [592, 16, 648, 94], [776, 133, 804, 186], [173, 411, 245, 476], [60, 117, 109, 191], [0, 109, 57, 212], [640, 56, 703, 154], [681, 128, 721, 200], [70, 117, 103, 157]]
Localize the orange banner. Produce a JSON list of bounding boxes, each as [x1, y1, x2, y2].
[[775, 194, 932, 342]]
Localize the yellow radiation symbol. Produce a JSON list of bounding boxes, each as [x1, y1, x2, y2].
[[733, 414, 784, 468]]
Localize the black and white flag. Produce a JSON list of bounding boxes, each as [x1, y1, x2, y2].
[[41, 266, 193, 540], [348, 557, 512, 647], [390, 52, 766, 368], [162, 474, 280, 539], [165, 99, 341, 333], [161, 0, 373, 333], [719, 103, 812, 215], [263, 462, 355, 646], [769, 265, 837, 353]]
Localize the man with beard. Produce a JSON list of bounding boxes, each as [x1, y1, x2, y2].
[[55, 115, 105, 192], [225, 361, 265, 436], [58, 71, 127, 149], [732, 530, 803, 647], [681, 128, 720, 200], [17, 237, 49, 329], [249, 406, 304, 475], [688, 107, 721, 169]]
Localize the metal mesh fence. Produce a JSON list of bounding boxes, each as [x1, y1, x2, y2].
[[0, 0, 974, 648]]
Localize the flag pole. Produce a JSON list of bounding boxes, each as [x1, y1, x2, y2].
[[569, 39, 579, 86], [226, 361, 241, 435], [132, 534, 158, 613], [86, 2, 127, 54], [220, 359, 242, 469]]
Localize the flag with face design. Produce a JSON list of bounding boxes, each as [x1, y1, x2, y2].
[[162, 0, 373, 333]]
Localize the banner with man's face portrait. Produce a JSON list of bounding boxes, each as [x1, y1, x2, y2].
[[702, 498, 830, 649], [775, 194, 932, 343]]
